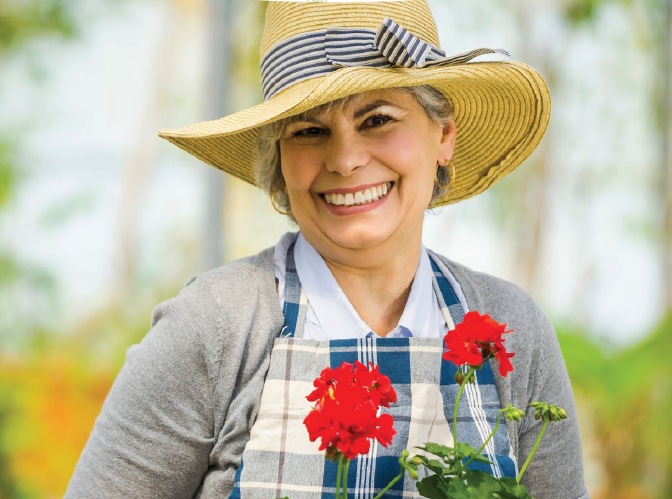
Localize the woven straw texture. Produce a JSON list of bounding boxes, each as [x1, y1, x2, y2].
[[157, 0, 551, 208]]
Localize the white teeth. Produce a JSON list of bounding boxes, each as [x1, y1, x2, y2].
[[324, 182, 392, 206]]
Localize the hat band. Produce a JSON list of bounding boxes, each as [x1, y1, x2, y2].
[[260, 17, 510, 100]]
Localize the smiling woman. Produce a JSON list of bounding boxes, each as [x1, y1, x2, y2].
[[65, 1, 588, 499]]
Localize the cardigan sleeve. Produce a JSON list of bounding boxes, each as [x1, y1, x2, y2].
[[516, 303, 590, 499], [64, 274, 220, 499]]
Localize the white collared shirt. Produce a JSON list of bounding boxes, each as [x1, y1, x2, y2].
[[273, 231, 468, 341]]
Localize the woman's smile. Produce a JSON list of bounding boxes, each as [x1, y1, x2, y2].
[[319, 181, 394, 215]]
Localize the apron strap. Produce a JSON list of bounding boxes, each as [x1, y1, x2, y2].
[[281, 241, 307, 339], [427, 250, 466, 331]]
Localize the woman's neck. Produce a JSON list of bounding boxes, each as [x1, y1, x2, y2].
[[320, 234, 422, 338]]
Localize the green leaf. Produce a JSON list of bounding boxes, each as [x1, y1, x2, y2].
[[498, 477, 534, 499], [423, 458, 451, 476], [454, 442, 480, 456], [446, 477, 471, 499], [470, 456, 494, 465], [453, 442, 494, 465], [461, 470, 501, 496], [414, 453, 462, 476], [418, 442, 454, 459], [416, 474, 450, 499]]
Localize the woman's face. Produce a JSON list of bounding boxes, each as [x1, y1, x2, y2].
[[279, 88, 456, 260]]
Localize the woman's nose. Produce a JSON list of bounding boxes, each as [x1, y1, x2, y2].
[[324, 128, 370, 176]]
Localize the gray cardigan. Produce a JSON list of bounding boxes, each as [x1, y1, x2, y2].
[[64, 247, 589, 499]]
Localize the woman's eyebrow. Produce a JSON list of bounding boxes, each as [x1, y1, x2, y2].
[[352, 100, 402, 119], [291, 116, 324, 125]]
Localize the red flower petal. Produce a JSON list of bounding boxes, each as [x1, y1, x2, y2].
[[443, 311, 516, 375]]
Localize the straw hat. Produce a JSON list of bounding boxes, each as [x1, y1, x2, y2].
[[157, 0, 551, 208]]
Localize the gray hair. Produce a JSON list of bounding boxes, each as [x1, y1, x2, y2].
[[255, 85, 454, 220]]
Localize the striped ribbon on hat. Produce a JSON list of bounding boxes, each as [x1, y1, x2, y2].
[[261, 17, 510, 100]]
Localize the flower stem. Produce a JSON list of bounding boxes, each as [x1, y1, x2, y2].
[[335, 455, 344, 499], [372, 468, 405, 499], [464, 408, 505, 467], [516, 419, 549, 483], [342, 457, 351, 499], [453, 366, 476, 445]]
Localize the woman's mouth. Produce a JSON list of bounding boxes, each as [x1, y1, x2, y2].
[[317, 181, 394, 216], [321, 181, 393, 207]]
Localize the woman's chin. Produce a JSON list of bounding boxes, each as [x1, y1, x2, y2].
[[320, 222, 394, 252]]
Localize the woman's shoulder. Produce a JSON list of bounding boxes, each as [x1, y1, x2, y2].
[[146, 245, 281, 358], [176, 246, 276, 310], [186, 245, 275, 290]]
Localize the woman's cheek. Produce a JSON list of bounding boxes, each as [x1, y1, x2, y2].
[[374, 130, 426, 172], [281, 148, 321, 189]]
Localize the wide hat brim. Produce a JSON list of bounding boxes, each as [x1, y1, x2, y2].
[[158, 60, 550, 208]]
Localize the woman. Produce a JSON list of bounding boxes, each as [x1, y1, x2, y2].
[[65, 1, 588, 499]]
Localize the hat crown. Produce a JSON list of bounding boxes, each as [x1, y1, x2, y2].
[[260, 0, 441, 59]]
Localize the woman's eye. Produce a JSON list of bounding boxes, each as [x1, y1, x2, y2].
[[364, 115, 393, 128], [293, 126, 325, 138]]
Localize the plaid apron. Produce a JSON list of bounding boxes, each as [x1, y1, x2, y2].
[[229, 243, 516, 499]]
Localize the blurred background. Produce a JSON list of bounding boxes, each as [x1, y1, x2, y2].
[[0, 0, 671, 497]]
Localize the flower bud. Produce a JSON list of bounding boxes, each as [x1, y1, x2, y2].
[[402, 450, 409, 459], [505, 407, 525, 422], [454, 371, 465, 384], [550, 407, 558, 421], [558, 408, 568, 420]]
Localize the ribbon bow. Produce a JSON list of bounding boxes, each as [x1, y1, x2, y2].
[[326, 18, 510, 69]]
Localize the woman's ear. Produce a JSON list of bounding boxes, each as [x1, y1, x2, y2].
[[437, 118, 457, 162]]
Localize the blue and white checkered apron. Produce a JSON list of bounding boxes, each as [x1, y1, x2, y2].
[[230, 243, 515, 499]]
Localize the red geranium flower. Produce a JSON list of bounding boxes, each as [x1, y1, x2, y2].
[[303, 361, 397, 459], [353, 361, 397, 408], [443, 311, 515, 377]]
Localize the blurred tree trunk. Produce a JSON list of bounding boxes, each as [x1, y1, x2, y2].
[[508, 0, 560, 296], [112, 1, 197, 304], [203, 0, 234, 270]]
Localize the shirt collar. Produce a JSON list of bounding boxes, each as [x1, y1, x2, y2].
[[395, 246, 435, 338], [294, 232, 441, 339]]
